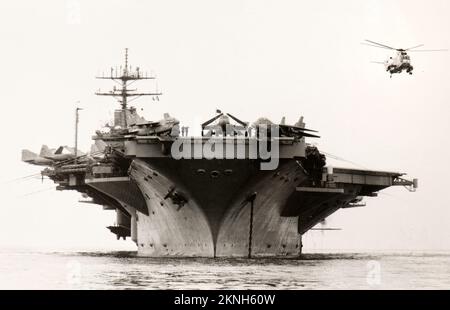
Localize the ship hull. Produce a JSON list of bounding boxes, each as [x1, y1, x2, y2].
[[129, 158, 304, 257], [76, 155, 400, 257]]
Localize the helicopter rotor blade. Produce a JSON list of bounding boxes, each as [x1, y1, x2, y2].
[[405, 44, 424, 51], [370, 61, 386, 65], [300, 132, 320, 138], [277, 124, 318, 134], [364, 40, 397, 50], [291, 126, 319, 133], [278, 127, 320, 138], [361, 42, 393, 51], [226, 113, 248, 127], [201, 113, 223, 129], [288, 130, 320, 138], [279, 124, 319, 133], [408, 49, 448, 52]]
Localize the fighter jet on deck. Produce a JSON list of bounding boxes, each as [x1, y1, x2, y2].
[[21, 145, 85, 166], [128, 113, 180, 137], [252, 116, 320, 139], [21, 149, 54, 166], [40, 145, 85, 161]]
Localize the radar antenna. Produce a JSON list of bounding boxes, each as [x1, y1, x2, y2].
[[95, 48, 162, 127]]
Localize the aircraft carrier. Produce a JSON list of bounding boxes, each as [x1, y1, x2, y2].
[[22, 49, 417, 257]]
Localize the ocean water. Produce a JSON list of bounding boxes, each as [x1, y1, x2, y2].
[[0, 249, 449, 290]]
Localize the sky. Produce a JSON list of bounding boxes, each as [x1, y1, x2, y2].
[[0, 0, 449, 251]]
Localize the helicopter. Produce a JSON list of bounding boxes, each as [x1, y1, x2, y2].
[[201, 109, 249, 136], [363, 39, 447, 77]]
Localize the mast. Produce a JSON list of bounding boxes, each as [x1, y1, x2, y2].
[[74, 107, 82, 164], [95, 48, 162, 127]]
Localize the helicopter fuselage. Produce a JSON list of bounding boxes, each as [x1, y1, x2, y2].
[[385, 51, 413, 76]]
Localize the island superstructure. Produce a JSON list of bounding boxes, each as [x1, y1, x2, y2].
[[22, 49, 417, 257]]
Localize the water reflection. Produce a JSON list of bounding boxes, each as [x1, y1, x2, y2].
[[1, 250, 449, 289]]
